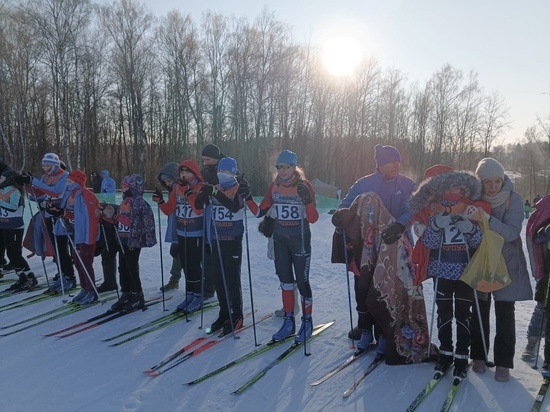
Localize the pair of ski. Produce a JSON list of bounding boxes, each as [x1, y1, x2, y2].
[[43, 295, 172, 338], [145, 312, 272, 377], [406, 365, 467, 412], [102, 302, 219, 346], [0, 290, 58, 312]]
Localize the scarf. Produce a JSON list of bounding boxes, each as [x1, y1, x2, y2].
[[482, 190, 510, 209]]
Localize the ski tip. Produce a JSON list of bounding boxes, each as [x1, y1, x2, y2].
[[149, 371, 159, 377]]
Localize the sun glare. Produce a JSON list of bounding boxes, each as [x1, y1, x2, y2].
[[322, 36, 363, 76]]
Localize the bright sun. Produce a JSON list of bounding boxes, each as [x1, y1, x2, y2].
[[322, 36, 363, 76]]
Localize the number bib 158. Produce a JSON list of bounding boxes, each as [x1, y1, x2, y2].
[[274, 203, 304, 221]]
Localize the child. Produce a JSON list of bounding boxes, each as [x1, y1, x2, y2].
[[409, 165, 484, 378], [195, 157, 251, 336], [102, 174, 156, 311], [154, 160, 206, 313], [0, 170, 36, 291], [48, 170, 101, 304], [257, 150, 319, 343]]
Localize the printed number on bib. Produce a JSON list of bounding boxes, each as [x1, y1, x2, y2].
[[176, 204, 198, 219], [212, 205, 242, 222], [443, 225, 465, 245], [117, 222, 131, 234], [274, 204, 303, 221]]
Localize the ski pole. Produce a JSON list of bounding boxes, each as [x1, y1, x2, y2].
[[199, 209, 207, 330], [57, 218, 103, 303], [156, 203, 167, 311], [342, 230, 356, 350], [243, 202, 259, 347], [210, 196, 238, 340]]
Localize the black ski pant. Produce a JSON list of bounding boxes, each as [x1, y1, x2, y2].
[[273, 231, 312, 299], [177, 235, 203, 295], [211, 237, 243, 320], [470, 295, 516, 369], [119, 246, 142, 293], [3, 229, 29, 271], [435, 278, 473, 357]]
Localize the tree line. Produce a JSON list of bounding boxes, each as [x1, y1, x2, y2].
[[0, 0, 548, 199]]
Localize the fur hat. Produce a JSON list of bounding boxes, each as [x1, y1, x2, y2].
[[475, 158, 505, 180], [68, 170, 87, 187], [217, 157, 238, 175], [201, 143, 222, 160], [374, 145, 401, 167], [42, 153, 60, 167], [276, 150, 297, 166]]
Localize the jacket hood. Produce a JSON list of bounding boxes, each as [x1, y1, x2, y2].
[[122, 174, 144, 197], [409, 170, 482, 214], [157, 162, 179, 189], [101, 170, 111, 177], [179, 160, 204, 183]]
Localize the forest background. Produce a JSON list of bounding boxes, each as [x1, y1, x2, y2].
[[0, 0, 549, 200]]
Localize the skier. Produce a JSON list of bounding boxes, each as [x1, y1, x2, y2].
[[21, 153, 76, 292], [469, 158, 533, 382], [195, 157, 253, 336], [101, 174, 156, 311], [332, 144, 415, 353], [153, 162, 186, 292], [95, 206, 120, 293], [409, 165, 485, 379], [154, 160, 207, 313], [256, 150, 319, 343], [0, 170, 36, 291], [100, 170, 116, 203], [47, 170, 101, 304], [0, 160, 13, 271]]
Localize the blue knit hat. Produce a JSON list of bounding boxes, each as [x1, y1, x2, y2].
[[374, 145, 401, 167], [276, 150, 297, 166], [42, 153, 61, 167], [217, 157, 238, 175]]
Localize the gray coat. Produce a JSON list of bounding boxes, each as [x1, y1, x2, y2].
[[489, 176, 532, 301]]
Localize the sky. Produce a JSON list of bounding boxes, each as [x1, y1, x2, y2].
[[117, 0, 550, 145]]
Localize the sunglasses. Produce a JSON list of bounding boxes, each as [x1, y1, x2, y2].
[[275, 164, 293, 170]]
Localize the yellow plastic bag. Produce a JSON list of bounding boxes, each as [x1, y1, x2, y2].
[[460, 213, 511, 292]]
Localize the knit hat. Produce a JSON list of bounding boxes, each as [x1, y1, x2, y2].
[[217, 157, 238, 175], [68, 170, 87, 187], [374, 145, 401, 168], [1, 170, 18, 186], [201, 143, 222, 160], [276, 150, 297, 167], [475, 158, 505, 180], [423, 164, 454, 180], [42, 153, 60, 167]]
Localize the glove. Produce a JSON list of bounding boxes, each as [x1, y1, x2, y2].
[[431, 212, 451, 231], [381, 222, 405, 244], [296, 181, 312, 204], [195, 185, 216, 206], [103, 205, 116, 219], [46, 205, 64, 217], [20, 172, 33, 185], [202, 184, 217, 197], [237, 179, 252, 200], [454, 217, 475, 234], [184, 186, 194, 197], [258, 216, 275, 237], [331, 210, 343, 228], [152, 189, 164, 204]]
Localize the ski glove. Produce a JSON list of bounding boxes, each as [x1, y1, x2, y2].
[[152, 189, 164, 204], [296, 182, 313, 204], [102, 205, 117, 219], [454, 218, 475, 234], [431, 212, 451, 231], [238, 179, 253, 200], [331, 210, 343, 228], [195, 184, 217, 206], [381, 223, 405, 244]]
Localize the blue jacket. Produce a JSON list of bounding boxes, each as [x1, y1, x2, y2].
[[339, 171, 415, 226], [100, 170, 116, 194]]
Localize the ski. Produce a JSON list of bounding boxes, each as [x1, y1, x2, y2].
[[43, 295, 167, 337], [406, 365, 453, 411], [342, 353, 385, 398], [54, 297, 170, 338], [148, 313, 272, 377], [310, 344, 376, 386], [103, 302, 218, 345], [0, 284, 47, 299], [0, 292, 54, 312], [186, 324, 331, 386], [440, 373, 467, 412], [531, 378, 550, 412], [231, 320, 335, 395]]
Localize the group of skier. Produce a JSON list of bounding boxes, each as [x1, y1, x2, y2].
[[2, 143, 550, 386]]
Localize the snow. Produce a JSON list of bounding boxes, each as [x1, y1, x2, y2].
[[0, 200, 545, 412]]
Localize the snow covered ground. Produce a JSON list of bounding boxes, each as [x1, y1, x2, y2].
[[0, 198, 545, 412]]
